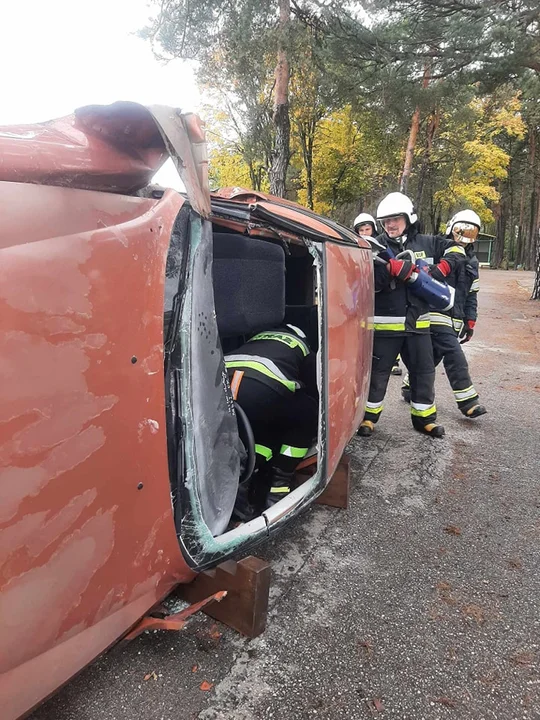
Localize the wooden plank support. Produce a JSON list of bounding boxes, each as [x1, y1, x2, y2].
[[176, 556, 271, 638], [315, 453, 351, 510]]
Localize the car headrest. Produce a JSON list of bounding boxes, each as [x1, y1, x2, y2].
[[213, 233, 286, 337]]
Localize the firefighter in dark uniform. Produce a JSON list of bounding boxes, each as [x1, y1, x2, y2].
[[225, 324, 318, 509], [358, 192, 454, 439], [402, 210, 487, 418], [353, 212, 403, 377]]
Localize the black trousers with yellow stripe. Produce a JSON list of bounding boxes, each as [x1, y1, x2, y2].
[[364, 333, 437, 429], [431, 331, 479, 413], [234, 377, 318, 472]]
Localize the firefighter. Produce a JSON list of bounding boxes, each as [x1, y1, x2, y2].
[[402, 210, 486, 418], [225, 324, 318, 512], [358, 192, 454, 439], [353, 212, 377, 237], [354, 213, 403, 375]]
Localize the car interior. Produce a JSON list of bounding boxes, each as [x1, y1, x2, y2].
[[164, 209, 321, 542], [212, 226, 320, 522]]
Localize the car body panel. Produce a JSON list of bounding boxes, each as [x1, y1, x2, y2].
[[213, 187, 373, 250], [0, 103, 373, 718], [0, 102, 210, 216], [0, 183, 195, 719], [326, 242, 374, 470]]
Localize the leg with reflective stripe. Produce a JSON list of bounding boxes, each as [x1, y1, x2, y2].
[[402, 334, 445, 437], [232, 378, 282, 516], [266, 391, 318, 507], [437, 332, 486, 417], [359, 334, 404, 436]]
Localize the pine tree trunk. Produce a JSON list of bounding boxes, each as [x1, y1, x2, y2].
[[400, 64, 430, 195], [530, 190, 540, 292], [416, 107, 440, 214], [530, 129, 540, 296], [516, 179, 527, 267], [269, 0, 291, 198], [299, 121, 315, 209], [494, 207, 507, 267]]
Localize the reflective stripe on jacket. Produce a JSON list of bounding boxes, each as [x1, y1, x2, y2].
[[373, 226, 450, 335], [430, 245, 479, 334]]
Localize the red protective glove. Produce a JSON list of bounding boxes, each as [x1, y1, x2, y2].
[[429, 259, 452, 282], [459, 319, 475, 344], [387, 258, 415, 282]]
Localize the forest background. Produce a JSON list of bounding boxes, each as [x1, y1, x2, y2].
[[141, 0, 540, 295]]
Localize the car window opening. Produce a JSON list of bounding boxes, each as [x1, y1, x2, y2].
[[164, 208, 325, 566]]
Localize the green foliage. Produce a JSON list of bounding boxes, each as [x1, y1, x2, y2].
[[292, 105, 400, 215], [432, 92, 526, 224], [208, 146, 267, 190], [141, 0, 540, 270]]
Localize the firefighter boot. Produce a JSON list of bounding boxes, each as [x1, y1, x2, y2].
[[357, 420, 375, 437], [413, 421, 445, 438], [462, 404, 487, 419], [391, 360, 402, 376], [265, 466, 295, 508], [232, 481, 258, 522]]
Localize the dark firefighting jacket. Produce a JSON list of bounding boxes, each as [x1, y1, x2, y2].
[[224, 327, 317, 398], [373, 224, 451, 335], [430, 244, 480, 334]]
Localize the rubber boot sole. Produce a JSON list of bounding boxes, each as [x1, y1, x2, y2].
[[357, 421, 375, 437], [462, 404, 487, 419], [414, 422, 445, 438]]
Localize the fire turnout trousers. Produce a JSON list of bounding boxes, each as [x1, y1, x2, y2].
[[233, 377, 318, 473], [431, 331, 479, 413], [363, 333, 437, 429]]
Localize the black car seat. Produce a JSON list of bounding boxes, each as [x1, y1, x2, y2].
[[213, 233, 286, 340]]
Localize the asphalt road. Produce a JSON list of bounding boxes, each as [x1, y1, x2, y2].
[[33, 270, 540, 720]]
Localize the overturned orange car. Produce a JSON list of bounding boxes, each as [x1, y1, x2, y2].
[[0, 102, 374, 719]]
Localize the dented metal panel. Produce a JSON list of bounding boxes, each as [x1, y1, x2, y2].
[[0, 102, 210, 213], [326, 242, 374, 471], [0, 185, 194, 719]]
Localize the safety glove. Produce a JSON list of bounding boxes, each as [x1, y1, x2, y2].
[[387, 257, 414, 282], [459, 320, 475, 344]]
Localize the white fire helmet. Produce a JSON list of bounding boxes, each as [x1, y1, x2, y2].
[[445, 209, 482, 244], [353, 212, 377, 234], [376, 192, 418, 226]]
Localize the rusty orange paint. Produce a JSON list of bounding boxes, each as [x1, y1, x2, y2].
[[0, 183, 196, 719], [0, 102, 374, 718], [326, 242, 374, 471]]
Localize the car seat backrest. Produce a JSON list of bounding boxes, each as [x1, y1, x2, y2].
[[212, 233, 286, 337]]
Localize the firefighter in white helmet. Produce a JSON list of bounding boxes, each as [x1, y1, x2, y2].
[[358, 192, 457, 438], [402, 209, 486, 418], [353, 212, 377, 237], [354, 211, 402, 375]]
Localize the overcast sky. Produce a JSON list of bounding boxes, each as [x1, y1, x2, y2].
[[1, 0, 201, 188]]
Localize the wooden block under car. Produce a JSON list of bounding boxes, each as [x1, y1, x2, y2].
[[176, 555, 271, 638]]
